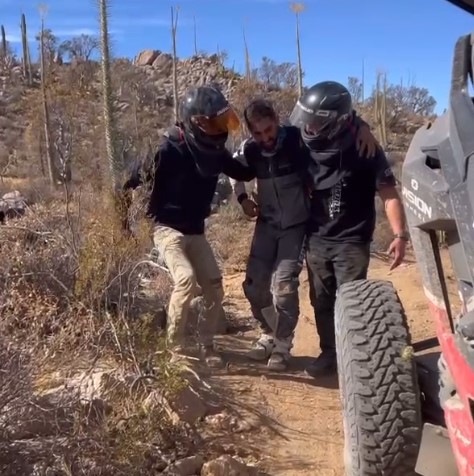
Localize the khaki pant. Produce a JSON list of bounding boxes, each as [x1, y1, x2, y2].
[[153, 225, 224, 348]]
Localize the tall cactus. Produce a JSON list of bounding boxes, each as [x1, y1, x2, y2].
[[193, 14, 197, 56], [20, 14, 28, 74], [361, 58, 365, 103], [39, 8, 56, 186], [1, 25, 6, 58], [375, 71, 387, 147], [98, 0, 122, 196], [242, 24, 251, 84], [20, 13, 32, 85], [26, 41, 33, 82], [290, 2, 305, 97], [171, 6, 179, 122]]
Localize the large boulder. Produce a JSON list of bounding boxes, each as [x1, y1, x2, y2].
[[135, 49, 160, 66], [152, 52, 173, 71], [0, 190, 27, 223]]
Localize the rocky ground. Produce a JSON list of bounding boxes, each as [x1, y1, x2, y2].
[[1, 189, 449, 475], [205, 253, 440, 475], [0, 44, 442, 475]]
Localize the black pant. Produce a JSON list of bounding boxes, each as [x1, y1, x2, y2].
[[306, 237, 371, 353], [243, 220, 306, 340]]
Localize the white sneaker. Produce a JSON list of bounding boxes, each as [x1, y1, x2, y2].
[[248, 333, 275, 361]]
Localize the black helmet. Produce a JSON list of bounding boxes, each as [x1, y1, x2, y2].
[[290, 81, 352, 142], [179, 85, 240, 155]]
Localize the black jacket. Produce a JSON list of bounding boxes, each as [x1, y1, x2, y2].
[[124, 126, 254, 234]]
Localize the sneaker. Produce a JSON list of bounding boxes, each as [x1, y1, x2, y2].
[[305, 351, 337, 377], [248, 333, 275, 361], [267, 336, 293, 371], [200, 345, 224, 369]]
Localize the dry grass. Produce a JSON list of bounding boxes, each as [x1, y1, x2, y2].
[[0, 187, 204, 474], [207, 201, 255, 272]]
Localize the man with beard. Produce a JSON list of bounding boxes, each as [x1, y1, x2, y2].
[[289, 81, 408, 377], [231, 98, 378, 371], [123, 85, 255, 368]]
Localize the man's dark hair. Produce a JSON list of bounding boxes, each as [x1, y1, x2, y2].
[[244, 98, 277, 129]]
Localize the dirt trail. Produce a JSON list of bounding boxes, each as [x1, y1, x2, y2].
[[215, 252, 457, 476]]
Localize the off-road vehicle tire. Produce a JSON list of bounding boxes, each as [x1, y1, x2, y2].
[[335, 279, 422, 476]]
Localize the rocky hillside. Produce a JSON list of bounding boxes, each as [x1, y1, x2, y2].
[[133, 49, 240, 96], [0, 46, 435, 189], [0, 49, 251, 184]]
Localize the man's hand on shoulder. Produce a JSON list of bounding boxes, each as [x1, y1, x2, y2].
[[352, 111, 379, 158], [356, 123, 379, 158]]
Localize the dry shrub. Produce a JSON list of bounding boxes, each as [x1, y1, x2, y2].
[[0, 339, 189, 475], [0, 341, 34, 436], [0, 176, 61, 208], [207, 201, 255, 272], [0, 188, 169, 358], [0, 187, 196, 473], [0, 340, 77, 474]]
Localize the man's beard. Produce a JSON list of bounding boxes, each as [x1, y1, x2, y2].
[[259, 137, 277, 152]]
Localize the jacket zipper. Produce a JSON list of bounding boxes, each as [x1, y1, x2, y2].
[[269, 156, 283, 229]]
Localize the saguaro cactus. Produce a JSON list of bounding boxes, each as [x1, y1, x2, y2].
[[20, 13, 32, 85], [1, 25, 7, 58], [193, 14, 197, 56], [98, 0, 122, 196], [374, 71, 387, 147], [26, 46, 33, 83], [242, 24, 251, 84], [171, 6, 180, 122], [290, 2, 305, 97], [39, 6, 56, 187], [21, 14, 28, 74]]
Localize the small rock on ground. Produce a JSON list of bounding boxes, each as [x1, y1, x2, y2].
[[201, 455, 258, 476], [166, 455, 204, 475]]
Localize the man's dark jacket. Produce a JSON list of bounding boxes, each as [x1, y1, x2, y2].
[[124, 126, 254, 235]]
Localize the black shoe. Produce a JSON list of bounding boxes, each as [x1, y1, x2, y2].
[[305, 351, 337, 377]]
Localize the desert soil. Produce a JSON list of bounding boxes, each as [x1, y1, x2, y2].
[[212, 250, 458, 476]]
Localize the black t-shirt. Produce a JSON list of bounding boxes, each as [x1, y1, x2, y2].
[[308, 144, 396, 243]]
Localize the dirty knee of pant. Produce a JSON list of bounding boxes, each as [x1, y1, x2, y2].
[[274, 280, 298, 297]]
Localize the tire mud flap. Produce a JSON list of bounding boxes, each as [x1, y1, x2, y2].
[[415, 423, 459, 476], [335, 279, 423, 476]]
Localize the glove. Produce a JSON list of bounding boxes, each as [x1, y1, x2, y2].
[[241, 198, 259, 218]]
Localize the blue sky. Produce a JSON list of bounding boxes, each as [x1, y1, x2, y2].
[[1, 0, 473, 113]]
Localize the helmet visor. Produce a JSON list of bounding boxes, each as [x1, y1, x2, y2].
[[192, 107, 240, 136], [290, 102, 337, 136]]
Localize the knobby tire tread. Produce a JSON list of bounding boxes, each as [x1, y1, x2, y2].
[[335, 279, 422, 476]]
